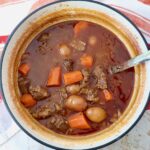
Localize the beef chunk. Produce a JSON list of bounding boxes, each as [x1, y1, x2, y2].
[[47, 114, 69, 132], [31, 100, 63, 119], [37, 33, 50, 55], [29, 85, 49, 100], [80, 69, 90, 88], [70, 39, 86, 51], [80, 88, 99, 102], [59, 87, 68, 100], [63, 59, 73, 71], [32, 105, 53, 119], [38, 46, 47, 55], [93, 66, 107, 89], [18, 77, 30, 94], [37, 33, 49, 43], [21, 52, 30, 61]]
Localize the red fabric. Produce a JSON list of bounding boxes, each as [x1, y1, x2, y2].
[[111, 5, 150, 37], [0, 0, 20, 5], [0, 0, 25, 6], [146, 102, 150, 109], [0, 36, 8, 44], [138, 0, 150, 5], [0, 94, 2, 103], [30, 0, 56, 12]]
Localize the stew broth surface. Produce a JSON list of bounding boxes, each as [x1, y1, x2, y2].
[[18, 21, 134, 135]]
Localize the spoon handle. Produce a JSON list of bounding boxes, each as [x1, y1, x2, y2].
[[110, 50, 150, 74]]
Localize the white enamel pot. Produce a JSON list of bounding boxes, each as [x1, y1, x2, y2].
[[1, 0, 150, 149]]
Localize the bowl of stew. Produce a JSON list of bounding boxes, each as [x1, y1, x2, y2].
[[1, 0, 150, 149]]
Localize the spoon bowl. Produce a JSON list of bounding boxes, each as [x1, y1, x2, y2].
[[109, 50, 150, 74]]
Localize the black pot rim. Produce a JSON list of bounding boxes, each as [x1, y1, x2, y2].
[[0, 0, 149, 150]]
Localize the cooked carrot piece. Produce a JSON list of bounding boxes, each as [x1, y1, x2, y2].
[[68, 112, 91, 129], [63, 71, 83, 85], [19, 64, 30, 76], [47, 66, 61, 86], [20, 94, 36, 107], [74, 21, 89, 35], [80, 54, 93, 68], [103, 89, 113, 101]]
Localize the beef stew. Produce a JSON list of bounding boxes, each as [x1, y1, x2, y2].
[[18, 21, 134, 135]]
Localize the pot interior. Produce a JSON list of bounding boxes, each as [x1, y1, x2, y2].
[[2, 1, 150, 149]]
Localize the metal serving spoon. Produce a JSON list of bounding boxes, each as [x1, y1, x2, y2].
[[109, 51, 150, 74]]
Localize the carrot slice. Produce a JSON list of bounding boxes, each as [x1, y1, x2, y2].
[[47, 66, 61, 86], [20, 94, 36, 107], [103, 89, 113, 101], [63, 71, 83, 85], [74, 21, 89, 35], [19, 64, 30, 76], [68, 112, 91, 129], [80, 54, 93, 68]]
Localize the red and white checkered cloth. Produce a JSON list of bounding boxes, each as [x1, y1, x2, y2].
[[0, 0, 150, 145]]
